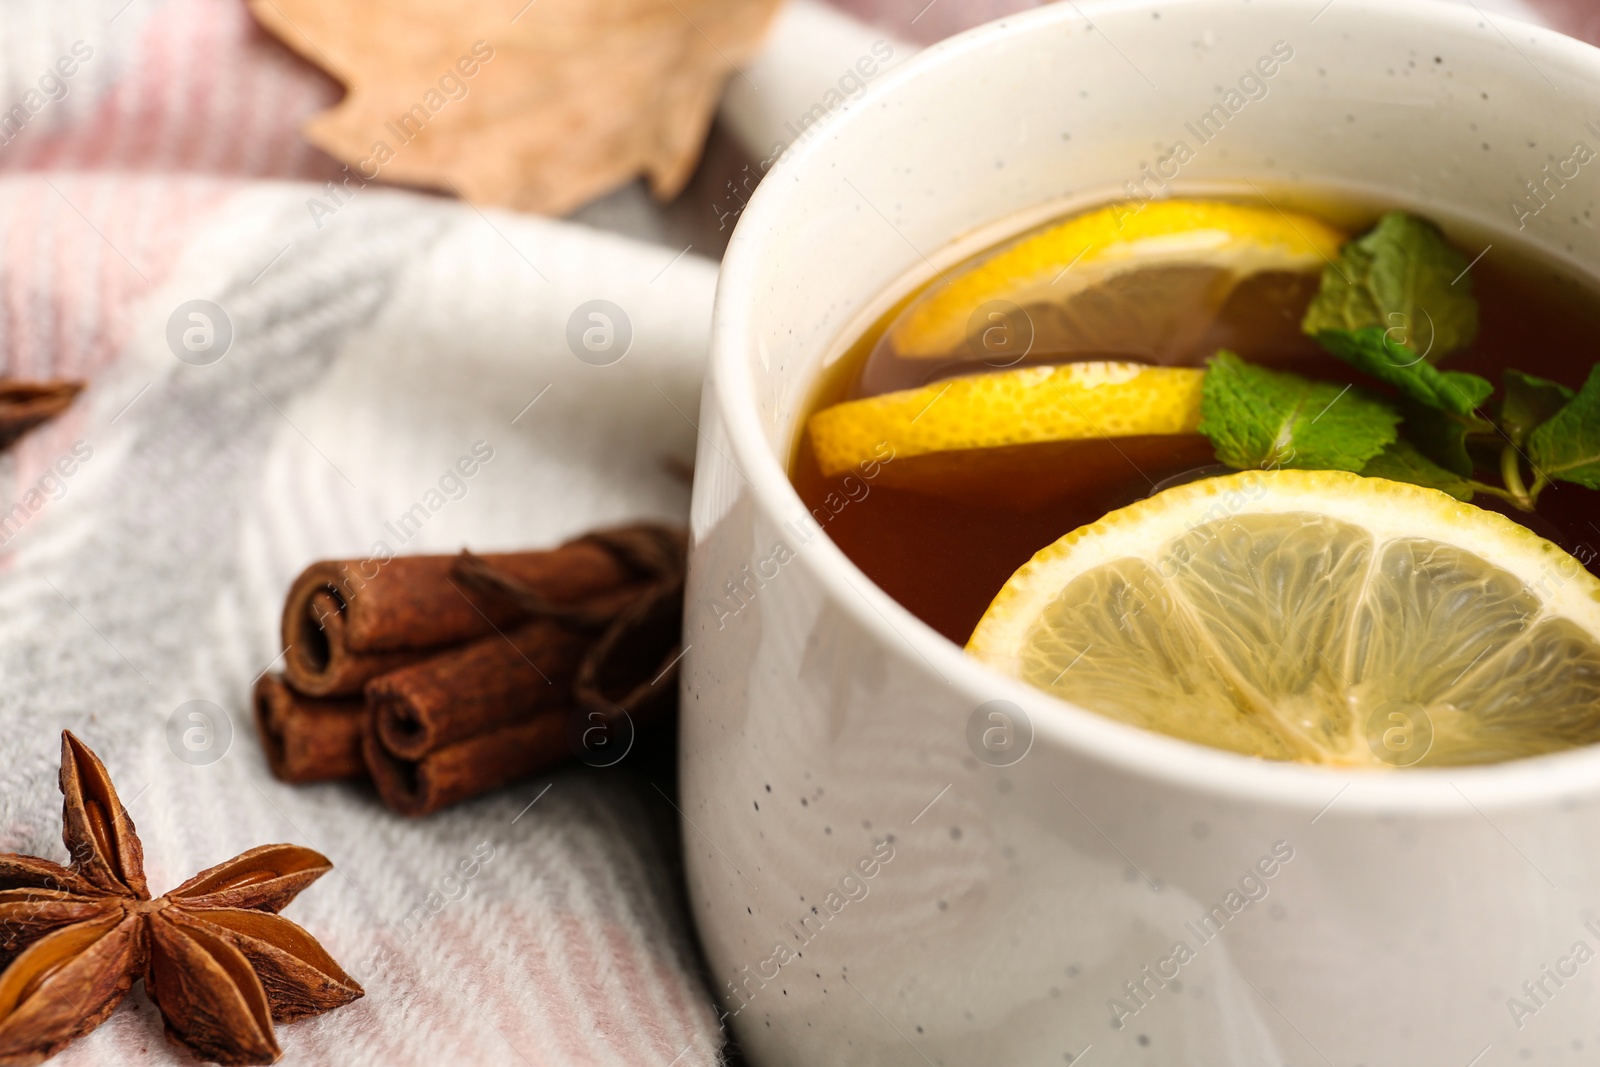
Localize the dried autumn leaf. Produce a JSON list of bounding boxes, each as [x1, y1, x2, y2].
[[249, 0, 783, 215]]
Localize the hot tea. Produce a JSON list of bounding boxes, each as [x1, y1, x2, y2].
[[793, 192, 1600, 767]]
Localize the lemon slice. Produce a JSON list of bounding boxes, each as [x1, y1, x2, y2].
[[890, 200, 1345, 359], [807, 361, 1204, 477], [967, 470, 1600, 768]]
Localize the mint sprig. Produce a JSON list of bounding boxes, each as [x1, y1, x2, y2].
[[1528, 365, 1600, 490], [1398, 401, 1477, 477], [1190, 209, 1597, 514], [1502, 370, 1575, 448], [1309, 326, 1492, 418], [1360, 440, 1472, 501], [1301, 211, 1478, 359], [1198, 352, 1397, 472]]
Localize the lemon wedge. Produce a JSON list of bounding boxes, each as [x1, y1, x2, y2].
[[806, 361, 1204, 477], [890, 199, 1345, 358], [967, 470, 1600, 768]]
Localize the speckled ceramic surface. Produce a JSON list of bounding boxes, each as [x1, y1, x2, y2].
[[684, 2, 1600, 1063]]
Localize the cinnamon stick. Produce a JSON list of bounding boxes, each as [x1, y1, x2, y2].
[[253, 673, 365, 783], [282, 539, 635, 697], [451, 524, 687, 625], [362, 710, 570, 817], [262, 523, 689, 817], [574, 576, 684, 723], [359, 574, 683, 812], [367, 619, 591, 760]]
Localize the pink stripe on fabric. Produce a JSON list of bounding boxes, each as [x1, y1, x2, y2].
[[579, 814, 711, 1062], [215, 38, 261, 177], [558, 911, 624, 1061], [572, 840, 685, 1063], [599, 921, 686, 1063], [126, 4, 173, 170], [383, 905, 603, 1066], [52, 183, 87, 380], [0, 175, 235, 386], [167, 2, 212, 171], [4, 182, 46, 378], [136, 0, 183, 171], [523, 834, 618, 1066], [78, 37, 130, 171], [517, 911, 605, 1066], [653, 956, 718, 1065], [78, 181, 124, 380], [472, 932, 571, 1067], [2, 0, 341, 181], [592, 799, 720, 1060], [113, 0, 173, 171], [255, 49, 301, 180], [27, 81, 109, 171], [391, 902, 708, 1067]]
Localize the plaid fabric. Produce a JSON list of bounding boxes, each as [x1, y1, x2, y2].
[[0, 3, 723, 1065]]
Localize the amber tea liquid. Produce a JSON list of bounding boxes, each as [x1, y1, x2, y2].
[[791, 190, 1600, 644]]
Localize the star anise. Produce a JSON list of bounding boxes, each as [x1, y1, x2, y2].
[[0, 732, 363, 1065]]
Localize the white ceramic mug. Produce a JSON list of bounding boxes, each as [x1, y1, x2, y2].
[[682, 2, 1600, 1063]]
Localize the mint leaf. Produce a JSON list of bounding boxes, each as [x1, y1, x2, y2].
[[1311, 326, 1493, 417], [1401, 401, 1477, 476], [1502, 370, 1575, 448], [1199, 351, 1399, 471], [1361, 440, 1473, 501], [1302, 212, 1479, 360], [1529, 364, 1600, 488]]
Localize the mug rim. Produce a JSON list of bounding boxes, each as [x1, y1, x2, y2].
[[708, 0, 1600, 815]]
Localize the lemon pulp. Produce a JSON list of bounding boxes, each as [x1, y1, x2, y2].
[[806, 361, 1205, 477], [967, 471, 1600, 768], [890, 200, 1345, 359]]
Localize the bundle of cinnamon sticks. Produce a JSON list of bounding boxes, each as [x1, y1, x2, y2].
[[254, 523, 686, 816]]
